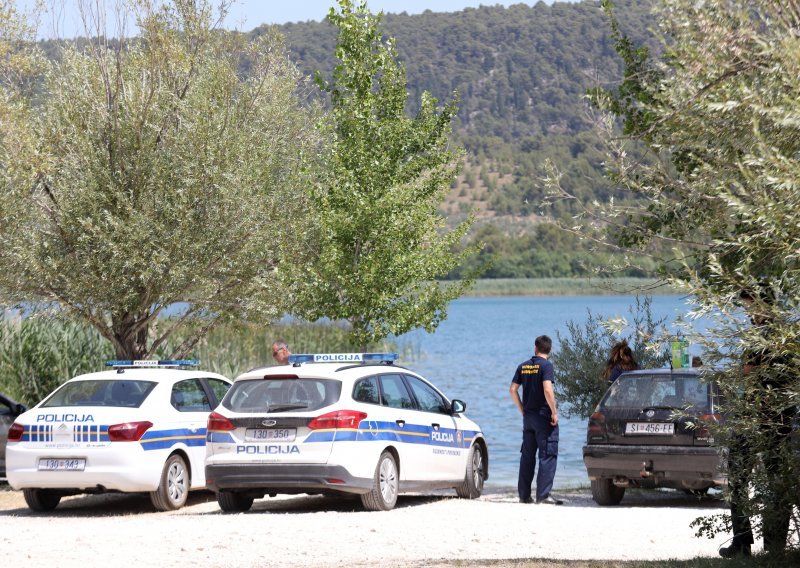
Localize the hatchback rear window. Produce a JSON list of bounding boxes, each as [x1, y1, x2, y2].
[[41, 380, 156, 408], [602, 374, 710, 411], [224, 377, 341, 413]]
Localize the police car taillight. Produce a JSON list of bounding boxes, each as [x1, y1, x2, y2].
[[207, 411, 235, 431], [308, 410, 367, 430], [7, 423, 23, 442], [107, 421, 153, 441]]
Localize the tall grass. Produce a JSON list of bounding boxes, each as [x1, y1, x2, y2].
[[164, 319, 415, 379], [0, 315, 408, 406], [0, 315, 113, 405]]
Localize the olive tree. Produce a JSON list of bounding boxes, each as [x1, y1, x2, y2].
[[294, 0, 478, 349], [547, 0, 800, 548], [0, 0, 321, 359]]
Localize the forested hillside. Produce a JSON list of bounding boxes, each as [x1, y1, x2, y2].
[[257, 0, 658, 278]]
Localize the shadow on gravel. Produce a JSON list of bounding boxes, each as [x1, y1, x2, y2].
[[204, 493, 448, 515], [0, 483, 726, 517], [0, 488, 217, 517], [483, 486, 727, 510]]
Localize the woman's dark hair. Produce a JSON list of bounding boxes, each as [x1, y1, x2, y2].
[[601, 340, 639, 381]]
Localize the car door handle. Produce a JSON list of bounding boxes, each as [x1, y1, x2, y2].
[[395, 420, 405, 428]]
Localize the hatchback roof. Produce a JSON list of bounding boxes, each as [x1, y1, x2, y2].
[[618, 368, 700, 376]]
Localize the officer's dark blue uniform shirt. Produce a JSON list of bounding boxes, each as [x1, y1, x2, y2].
[[512, 355, 554, 415]]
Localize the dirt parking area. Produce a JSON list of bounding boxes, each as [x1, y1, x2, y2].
[[0, 484, 732, 567]]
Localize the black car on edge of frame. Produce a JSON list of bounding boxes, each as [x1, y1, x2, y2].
[[1, 392, 27, 478]]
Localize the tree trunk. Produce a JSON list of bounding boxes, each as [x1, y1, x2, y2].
[[112, 312, 150, 360]]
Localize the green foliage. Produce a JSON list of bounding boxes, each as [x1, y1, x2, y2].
[[295, 0, 478, 348], [151, 318, 402, 381], [580, 0, 800, 548], [448, 222, 660, 280], [0, 0, 321, 359], [0, 314, 113, 406], [551, 296, 670, 419], [0, 311, 404, 406]]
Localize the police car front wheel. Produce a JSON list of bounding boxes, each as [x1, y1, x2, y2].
[[456, 444, 485, 499], [360, 451, 398, 511], [150, 454, 189, 511]]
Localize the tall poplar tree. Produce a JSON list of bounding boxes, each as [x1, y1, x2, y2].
[[297, 0, 478, 348]]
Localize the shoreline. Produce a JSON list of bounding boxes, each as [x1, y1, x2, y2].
[[458, 277, 678, 297]]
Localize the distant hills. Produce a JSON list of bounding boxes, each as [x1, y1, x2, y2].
[[268, 0, 655, 213], [263, 0, 660, 278]]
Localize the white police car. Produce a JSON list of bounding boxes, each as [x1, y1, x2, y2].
[[205, 353, 488, 512], [5, 360, 231, 512]]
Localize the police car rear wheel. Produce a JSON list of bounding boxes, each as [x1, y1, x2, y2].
[[456, 444, 485, 499], [217, 491, 255, 512], [361, 451, 398, 511], [23, 488, 61, 512], [150, 454, 189, 511]]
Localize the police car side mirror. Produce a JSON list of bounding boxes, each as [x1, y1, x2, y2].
[[451, 399, 466, 414]]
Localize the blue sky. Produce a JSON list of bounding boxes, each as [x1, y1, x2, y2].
[[21, 1, 560, 39]]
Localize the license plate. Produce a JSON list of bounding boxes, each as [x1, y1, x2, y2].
[[625, 422, 675, 435], [38, 458, 86, 471], [245, 428, 296, 442]]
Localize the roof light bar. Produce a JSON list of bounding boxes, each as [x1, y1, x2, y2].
[[105, 360, 200, 368], [287, 353, 398, 365]]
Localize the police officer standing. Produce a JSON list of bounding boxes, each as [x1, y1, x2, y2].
[[509, 335, 563, 505]]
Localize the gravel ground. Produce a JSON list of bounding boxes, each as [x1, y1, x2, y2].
[[0, 484, 737, 567]]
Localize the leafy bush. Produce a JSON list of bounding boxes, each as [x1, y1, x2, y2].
[[551, 296, 670, 419]]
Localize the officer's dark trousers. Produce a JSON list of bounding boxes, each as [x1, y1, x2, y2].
[[728, 420, 793, 553], [518, 412, 559, 501]]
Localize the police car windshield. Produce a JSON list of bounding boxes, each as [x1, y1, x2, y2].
[[224, 378, 341, 413], [41, 380, 156, 408]]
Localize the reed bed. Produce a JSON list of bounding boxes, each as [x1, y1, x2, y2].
[[0, 315, 406, 406], [462, 277, 676, 297]]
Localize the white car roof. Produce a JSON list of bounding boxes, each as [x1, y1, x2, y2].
[[66, 367, 229, 383], [234, 362, 417, 383]]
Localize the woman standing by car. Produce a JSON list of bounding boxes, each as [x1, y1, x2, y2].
[[601, 340, 639, 383]]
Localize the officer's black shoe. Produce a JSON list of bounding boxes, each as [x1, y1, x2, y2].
[[536, 495, 563, 505], [719, 544, 751, 558], [519, 497, 534, 504]]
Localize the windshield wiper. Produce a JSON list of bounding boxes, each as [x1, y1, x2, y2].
[[266, 404, 309, 413]]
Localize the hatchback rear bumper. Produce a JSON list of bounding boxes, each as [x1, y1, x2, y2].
[[583, 444, 726, 487], [205, 463, 373, 495]]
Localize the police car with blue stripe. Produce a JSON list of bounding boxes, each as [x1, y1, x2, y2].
[[5, 360, 231, 511], [205, 352, 488, 512]]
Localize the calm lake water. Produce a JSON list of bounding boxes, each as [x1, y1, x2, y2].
[[399, 295, 701, 491]]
